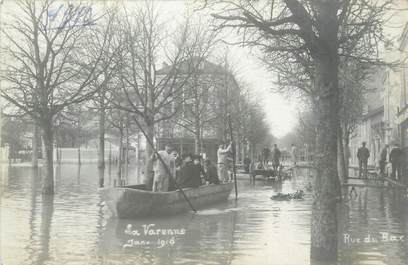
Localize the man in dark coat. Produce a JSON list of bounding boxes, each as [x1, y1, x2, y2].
[[178, 154, 205, 188], [272, 144, 281, 172], [204, 159, 220, 184], [357, 142, 370, 178], [389, 145, 403, 180]]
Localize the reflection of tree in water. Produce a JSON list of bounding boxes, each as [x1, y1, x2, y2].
[[98, 167, 104, 188], [37, 195, 54, 265], [25, 168, 40, 264], [379, 190, 386, 218], [77, 165, 81, 186]]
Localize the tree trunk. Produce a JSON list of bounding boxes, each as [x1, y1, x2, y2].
[[194, 118, 200, 154], [309, 1, 341, 261], [77, 147, 81, 165], [56, 134, 60, 165], [337, 126, 346, 184], [311, 60, 340, 260], [98, 104, 106, 170], [77, 120, 81, 165], [41, 121, 54, 195], [344, 131, 350, 178], [143, 123, 155, 189], [125, 127, 130, 180], [32, 123, 39, 168], [98, 166, 104, 188], [117, 129, 123, 185], [194, 132, 200, 155]]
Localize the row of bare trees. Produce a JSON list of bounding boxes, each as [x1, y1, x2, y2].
[[1, 0, 272, 194]]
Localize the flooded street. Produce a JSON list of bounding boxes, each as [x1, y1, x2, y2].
[[1, 164, 408, 265]]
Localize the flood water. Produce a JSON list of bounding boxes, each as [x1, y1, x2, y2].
[[0, 164, 408, 265]]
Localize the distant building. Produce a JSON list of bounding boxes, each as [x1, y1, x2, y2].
[[349, 68, 386, 167], [155, 58, 242, 162]]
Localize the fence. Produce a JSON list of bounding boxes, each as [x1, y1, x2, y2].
[[54, 147, 121, 164]]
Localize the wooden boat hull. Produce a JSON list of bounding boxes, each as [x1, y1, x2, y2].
[[100, 183, 234, 218]]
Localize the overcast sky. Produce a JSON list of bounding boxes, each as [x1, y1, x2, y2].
[[157, 0, 299, 138]]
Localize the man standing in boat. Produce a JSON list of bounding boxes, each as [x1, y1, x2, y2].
[[152, 143, 176, 192], [217, 141, 233, 182], [272, 144, 281, 173]]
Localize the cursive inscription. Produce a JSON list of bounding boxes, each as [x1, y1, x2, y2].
[[123, 224, 186, 248]]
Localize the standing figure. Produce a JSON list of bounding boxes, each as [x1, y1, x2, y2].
[[243, 156, 251, 173], [272, 144, 281, 172], [379, 144, 388, 177], [179, 154, 205, 188], [152, 143, 176, 192], [262, 145, 271, 167], [389, 145, 403, 181], [217, 142, 232, 182], [357, 142, 370, 179], [204, 159, 220, 184], [291, 143, 297, 166]]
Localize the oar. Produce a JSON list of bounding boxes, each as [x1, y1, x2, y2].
[[132, 116, 197, 213], [228, 115, 238, 199]]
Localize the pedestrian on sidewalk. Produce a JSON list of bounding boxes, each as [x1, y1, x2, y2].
[[389, 144, 403, 181], [357, 142, 370, 179]]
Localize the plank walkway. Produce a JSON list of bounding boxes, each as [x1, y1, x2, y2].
[[384, 177, 408, 188]]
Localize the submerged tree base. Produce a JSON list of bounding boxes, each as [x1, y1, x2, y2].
[[311, 246, 338, 262], [42, 185, 54, 195]]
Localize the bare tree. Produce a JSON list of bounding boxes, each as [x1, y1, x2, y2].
[[106, 106, 129, 185], [171, 22, 220, 154], [207, 0, 397, 260], [0, 0, 115, 194], [108, 3, 214, 187], [86, 8, 121, 172]]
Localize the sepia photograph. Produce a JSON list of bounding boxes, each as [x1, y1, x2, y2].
[[0, 0, 408, 264]]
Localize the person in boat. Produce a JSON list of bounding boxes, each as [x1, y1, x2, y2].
[[152, 143, 176, 192], [217, 142, 233, 182], [174, 150, 183, 169], [179, 154, 205, 188], [176, 153, 191, 186], [193, 154, 207, 185], [272, 144, 281, 172], [204, 159, 220, 184], [168, 150, 181, 191]]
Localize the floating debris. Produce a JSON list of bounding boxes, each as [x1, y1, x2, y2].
[[270, 190, 305, 201]]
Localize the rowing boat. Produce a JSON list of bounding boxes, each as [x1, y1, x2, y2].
[[100, 182, 234, 218]]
